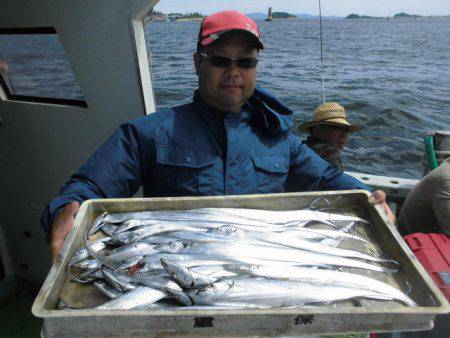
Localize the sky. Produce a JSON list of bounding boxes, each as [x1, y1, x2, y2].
[[153, 0, 450, 17]]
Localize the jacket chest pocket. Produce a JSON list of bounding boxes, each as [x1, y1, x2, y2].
[[252, 155, 289, 193], [152, 146, 215, 196]]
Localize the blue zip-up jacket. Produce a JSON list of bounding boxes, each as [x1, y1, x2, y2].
[[41, 87, 370, 237]]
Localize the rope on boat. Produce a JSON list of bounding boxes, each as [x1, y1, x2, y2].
[[435, 150, 450, 156], [319, 0, 326, 104]]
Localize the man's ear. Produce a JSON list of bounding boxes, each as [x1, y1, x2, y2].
[[193, 52, 202, 76]]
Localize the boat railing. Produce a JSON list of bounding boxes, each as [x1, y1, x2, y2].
[[346, 171, 419, 217]]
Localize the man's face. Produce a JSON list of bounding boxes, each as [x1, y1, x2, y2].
[[313, 125, 350, 151], [194, 32, 258, 114]]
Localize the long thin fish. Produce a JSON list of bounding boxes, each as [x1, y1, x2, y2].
[[85, 224, 121, 270], [161, 258, 216, 289], [102, 269, 136, 292], [72, 258, 102, 271], [110, 224, 205, 244], [91, 208, 367, 230], [181, 242, 397, 273], [251, 232, 395, 264], [68, 236, 111, 267], [89, 212, 108, 235], [246, 266, 417, 307], [141, 248, 395, 274], [188, 278, 394, 307], [107, 242, 158, 262], [283, 228, 373, 246], [195, 207, 369, 225], [96, 286, 166, 310], [94, 281, 123, 299]]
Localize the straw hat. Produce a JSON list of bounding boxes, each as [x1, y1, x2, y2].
[[298, 102, 363, 132]]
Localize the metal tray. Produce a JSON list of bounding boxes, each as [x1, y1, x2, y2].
[[32, 191, 450, 337]]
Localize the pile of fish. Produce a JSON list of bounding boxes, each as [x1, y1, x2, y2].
[[62, 207, 417, 310]]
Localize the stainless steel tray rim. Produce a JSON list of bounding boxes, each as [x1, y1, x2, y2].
[[33, 300, 450, 318]]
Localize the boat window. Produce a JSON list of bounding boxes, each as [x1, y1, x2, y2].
[[0, 27, 87, 107]]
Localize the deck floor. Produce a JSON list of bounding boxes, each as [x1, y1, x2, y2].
[[0, 276, 43, 338]]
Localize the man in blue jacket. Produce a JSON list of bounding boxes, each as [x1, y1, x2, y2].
[[43, 10, 390, 260]]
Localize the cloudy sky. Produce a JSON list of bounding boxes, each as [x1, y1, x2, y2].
[[154, 0, 450, 17]]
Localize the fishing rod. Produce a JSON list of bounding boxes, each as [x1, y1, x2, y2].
[[319, 0, 326, 103]]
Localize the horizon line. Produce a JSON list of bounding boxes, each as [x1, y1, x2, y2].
[[153, 10, 450, 17]]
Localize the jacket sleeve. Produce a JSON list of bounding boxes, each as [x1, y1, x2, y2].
[[40, 123, 144, 238], [285, 136, 372, 192]]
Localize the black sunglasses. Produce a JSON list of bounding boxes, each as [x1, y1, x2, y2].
[[199, 52, 258, 69]]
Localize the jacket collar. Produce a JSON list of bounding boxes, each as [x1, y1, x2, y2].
[[247, 86, 293, 135], [192, 90, 251, 124], [191, 86, 293, 135]]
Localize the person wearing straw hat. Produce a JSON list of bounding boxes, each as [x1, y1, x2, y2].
[[299, 102, 362, 170]]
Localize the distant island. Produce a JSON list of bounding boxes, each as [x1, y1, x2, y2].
[[393, 12, 422, 18], [146, 10, 204, 22], [271, 12, 297, 19], [346, 12, 423, 19], [246, 12, 342, 20], [346, 14, 383, 19]]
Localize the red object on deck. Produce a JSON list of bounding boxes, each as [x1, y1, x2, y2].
[[404, 233, 450, 301]]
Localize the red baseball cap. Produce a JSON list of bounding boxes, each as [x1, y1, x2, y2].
[[198, 10, 264, 49]]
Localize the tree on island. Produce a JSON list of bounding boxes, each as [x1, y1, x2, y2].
[[346, 14, 360, 19], [394, 12, 421, 18], [346, 13, 382, 19], [271, 12, 297, 19], [182, 12, 204, 19]]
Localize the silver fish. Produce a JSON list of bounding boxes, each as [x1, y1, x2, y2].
[[207, 225, 238, 236], [246, 266, 417, 307], [140, 254, 230, 273], [130, 273, 181, 291], [160, 258, 215, 289], [194, 207, 369, 225], [96, 286, 166, 310], [165, 287, 193, 306], [115, 255, 144, 271], [294, 227, 374, 246], [114, 219, 158, 234], [319, 222, 368, 248], [110, 224, 204, 244], [127, 219, 297, 234], [72, 258, 102, 271], [94, 281, 123, 299], [89, 212, 108, 235], [84, 218, 122, 270], [181, 242, 397, 273], [100, 224, 119, 237], [251, 231, 395, 264], [95, 208, 366, 231], [107, 242, 157, 262], [102, 269, 135, 292], [71, 269, 102, 284], [140, 235, 180, 244], [68, 236, 111, 267], [154, 240, 188, 254], [169, 229, 241, 243], [190, 265, 238, 280], [188, 277, 395, 308]]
